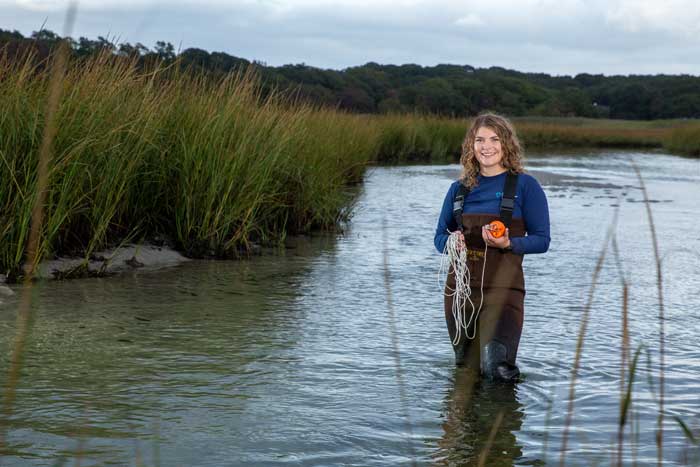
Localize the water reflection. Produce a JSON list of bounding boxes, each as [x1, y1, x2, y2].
[[435, 369, 534, 466], [0, 235, 341, 465]]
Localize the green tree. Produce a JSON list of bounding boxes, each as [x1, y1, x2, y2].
[[154, 41, 175, 61]]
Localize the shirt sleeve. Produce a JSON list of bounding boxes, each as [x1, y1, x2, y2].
[[434, 183, 459, 253], [510, 175, 550, 255]]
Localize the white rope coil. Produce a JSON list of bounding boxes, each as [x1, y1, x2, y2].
[[438, 231, 488, 345]]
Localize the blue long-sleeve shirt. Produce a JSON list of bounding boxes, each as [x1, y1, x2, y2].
[[434, 172, 550, 255]]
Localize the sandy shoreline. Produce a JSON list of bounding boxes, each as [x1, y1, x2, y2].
[[0, 243, 190, 284]]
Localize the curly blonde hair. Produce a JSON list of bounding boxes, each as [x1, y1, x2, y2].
[[459, 112, 524, 189]]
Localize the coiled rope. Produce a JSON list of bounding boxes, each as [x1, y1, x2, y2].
[[438, 231, 488, 345]]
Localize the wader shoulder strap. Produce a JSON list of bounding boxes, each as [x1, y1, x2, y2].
[[452, 183, 470, 231], [499, 172, 519, 228]]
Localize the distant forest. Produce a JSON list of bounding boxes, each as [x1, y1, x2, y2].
[[3, 28, 700, 120]]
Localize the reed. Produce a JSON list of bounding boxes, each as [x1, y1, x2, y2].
[[665, 124, 700, 156], [556, 162, 695, 466], [1, 5, 76, 452], [4, 46, 698, 279], [369, 114, 689, 164], [381, 216, 418, 466], [558, 197, 619, 466], [372, 113, 466, 163], [516, 122, 667, 149], [632, 162, 666, 466], [477, 411, 505, 467], [0, 49, 379, 277], [612, 236, 631, 466]]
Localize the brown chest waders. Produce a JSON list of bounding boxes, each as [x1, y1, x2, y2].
[[444, 173, 524, 382]]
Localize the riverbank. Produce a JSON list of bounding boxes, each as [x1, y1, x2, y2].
[[2, 50, 698, 281], [34, 242, 189, 280], [0, 51, 379, 281], [371, 114, 700, 163]]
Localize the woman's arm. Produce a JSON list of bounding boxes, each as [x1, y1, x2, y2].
[[511, 176, 550, 255], [434, 183, 459, 253]]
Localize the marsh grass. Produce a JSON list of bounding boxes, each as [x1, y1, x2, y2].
[[557, 203, 618, 465], [516, 122, 668, 149], [2, 46, 696, 278], [556, 160, 681, 466], [381, 216, 418, 466], [372, 113, 467, 163], [369, 114, 692, 165], [0, 48, 380, 278], [632, 162, 666, 465], [666, 124, 700, 156], [612, 236, 631, 466], [477, 410, 505, 467]]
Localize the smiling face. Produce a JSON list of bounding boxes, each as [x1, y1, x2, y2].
[[459, 113, 524, 188], [474, 126, 505, 175]]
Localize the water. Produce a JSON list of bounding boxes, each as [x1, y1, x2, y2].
[[1, 151, 699, 466]]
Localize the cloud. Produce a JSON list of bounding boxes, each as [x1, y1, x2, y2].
[[455, 14, 484, 27], [12, 0, 160, 11], [1, 0, 699, 75], [13, 0, 63, 12], [606, 0, 700, 38]]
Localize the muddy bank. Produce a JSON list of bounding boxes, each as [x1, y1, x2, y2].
[[0, 243, 190, 283], [1, 236, 314, 284]]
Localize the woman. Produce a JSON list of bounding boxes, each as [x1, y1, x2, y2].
[[434, 113, 550, 382]]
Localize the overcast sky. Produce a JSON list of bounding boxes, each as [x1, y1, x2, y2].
[[2, 0, 700, 76]]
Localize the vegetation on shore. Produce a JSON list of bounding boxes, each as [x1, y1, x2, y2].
[[666, 124, 700, 156], [372, 114, 699, 161], [0, 50, 379, 280], [1, 44, 699, 280]]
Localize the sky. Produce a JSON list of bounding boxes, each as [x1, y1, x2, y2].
[[2, 0, 700, 76]]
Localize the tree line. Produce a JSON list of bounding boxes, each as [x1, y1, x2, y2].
[[2, 27, 700, 120]]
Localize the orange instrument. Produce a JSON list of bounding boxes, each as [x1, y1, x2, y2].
[[487, 220, 506, 238]]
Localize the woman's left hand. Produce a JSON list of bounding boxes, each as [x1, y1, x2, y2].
[[482, 225, 511, 250]]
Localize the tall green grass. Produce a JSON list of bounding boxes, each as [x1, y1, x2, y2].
[[0, 50, 379, 278], [2, 47, 696, 279], [516, 120, 668, 149], [665, 124, 700, 156], [372, 113, 467, 163], [369, 114, 693, 164]]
